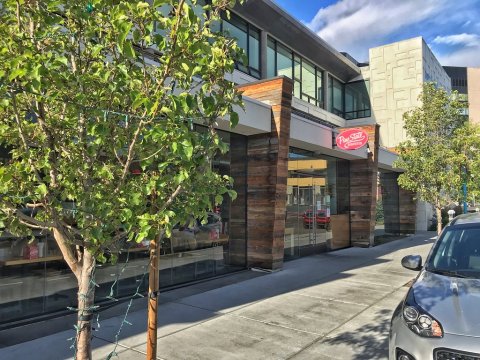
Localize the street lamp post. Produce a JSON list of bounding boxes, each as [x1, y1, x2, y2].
[[462, 165, 468, 214]]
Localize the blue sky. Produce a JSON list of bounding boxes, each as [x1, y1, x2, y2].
[[274, 0, 480, 67]]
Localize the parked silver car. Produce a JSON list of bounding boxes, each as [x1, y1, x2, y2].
[[389, 213, 480, 360]]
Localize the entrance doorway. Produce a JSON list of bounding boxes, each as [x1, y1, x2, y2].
[[284, 149, 350, 259], [285, 174, 330, 258]]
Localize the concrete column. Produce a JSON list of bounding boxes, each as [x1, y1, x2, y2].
[[260, 30, 268, 79], [323, 72, 330, 111]]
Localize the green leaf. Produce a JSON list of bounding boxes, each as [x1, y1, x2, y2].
[[132, 29, 141, 43], [130, 193, 142, 206], [230, 111, 239, 127], [8, 68, 27, 81], [57, 56, 68, 66], [117, 21, 132, 46], [37, 183, 48, 196], [182, 140, 193, 159], [181, 61, 190, 72], [132, 94, 147, 109], [123, 41, 136, 58]]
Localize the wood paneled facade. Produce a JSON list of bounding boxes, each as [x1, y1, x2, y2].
[[344, 125, 380, 247], [234, 79, 416, 269], [380, 172, 417, 235], [238, 77, 293, 270]]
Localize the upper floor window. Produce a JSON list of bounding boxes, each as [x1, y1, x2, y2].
[[328, 78, 371, 120], [221, 13, 260, 79], [267, 37, 324, 108], [329, 76, 344, 117], [345, 80, 371, 120]]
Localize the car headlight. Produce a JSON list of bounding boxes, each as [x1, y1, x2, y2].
[[402, 289, 443, 338]]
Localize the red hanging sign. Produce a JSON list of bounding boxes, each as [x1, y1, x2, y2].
[[335, 128, 369, 150]]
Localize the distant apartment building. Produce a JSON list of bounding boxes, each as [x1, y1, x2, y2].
[[443, 66, 480, 124]]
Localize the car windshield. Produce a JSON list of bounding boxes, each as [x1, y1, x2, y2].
[[305, 210, 325, 217], [425, 227, 480, 279]]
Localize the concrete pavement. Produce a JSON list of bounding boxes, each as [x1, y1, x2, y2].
[[0, 232, 436, 360]]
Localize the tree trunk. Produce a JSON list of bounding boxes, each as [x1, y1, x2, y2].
[[436, 207, 442, 236], [146, 234, 161, 360], [75, 250, 96, 360]]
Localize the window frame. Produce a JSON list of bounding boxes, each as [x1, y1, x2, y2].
[[221, 12, 261, 79], [267, 36, 324, 109]]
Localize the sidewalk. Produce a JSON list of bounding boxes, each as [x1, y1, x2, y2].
[[0, 232, 436, 360]]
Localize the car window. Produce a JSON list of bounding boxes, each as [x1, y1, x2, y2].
[[428, 227, 480, 278]]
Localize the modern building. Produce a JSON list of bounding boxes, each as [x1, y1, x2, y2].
[[361, 37, 451, 149], [359, 37, 470, 231], [0, 0, 419, 333], [443, 66, 480, 124]]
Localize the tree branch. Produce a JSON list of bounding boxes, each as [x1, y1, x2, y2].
[[14, 209, 54, 229], [52, 226, 80, 277], [26, 202, 45, 208], [10, 91, 47, 186]]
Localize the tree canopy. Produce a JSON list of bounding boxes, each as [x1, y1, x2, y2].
[[0, 0, 242, 358], [394, 82, 480, 233]]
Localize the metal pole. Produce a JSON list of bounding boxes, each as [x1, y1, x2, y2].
[[146, 232, 160, 360], [463, 183, 468, 214]]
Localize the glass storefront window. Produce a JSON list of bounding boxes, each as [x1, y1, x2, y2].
[[159, 128, 247, 282], [0, 129, 247, 326], [285, 149, 350, 259]]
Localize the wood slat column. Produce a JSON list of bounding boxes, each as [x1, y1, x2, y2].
[[345, 125, 380, 247], [237, 76, 293, 270], [399, 187, 416, 234], [380, 171, 400, 234], [228, 134, 248, 266]]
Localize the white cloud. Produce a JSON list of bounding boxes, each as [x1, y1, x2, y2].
[[435, 45, 480, 67], [307, 0, 447, 62], [433, 33, 480, 47], [432, 33, 480, 66]]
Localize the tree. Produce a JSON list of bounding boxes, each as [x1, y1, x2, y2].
[[0, 1, 242, 359], [452, 122, 480, 210], [394, 82, 467, 235]]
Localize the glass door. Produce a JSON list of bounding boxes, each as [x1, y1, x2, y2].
[[285, 175, 327, 258], [300, 178, 318, 247]]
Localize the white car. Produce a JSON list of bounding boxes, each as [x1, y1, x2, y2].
[[389, 213, 480, 360]]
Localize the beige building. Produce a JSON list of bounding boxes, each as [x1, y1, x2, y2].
[[467, 67, 480, 124], [356, 37, 452, 231], [362, 37, 451, 148]]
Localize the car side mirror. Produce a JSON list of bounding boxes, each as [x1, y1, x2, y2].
[[401, 255, 423, 271]]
